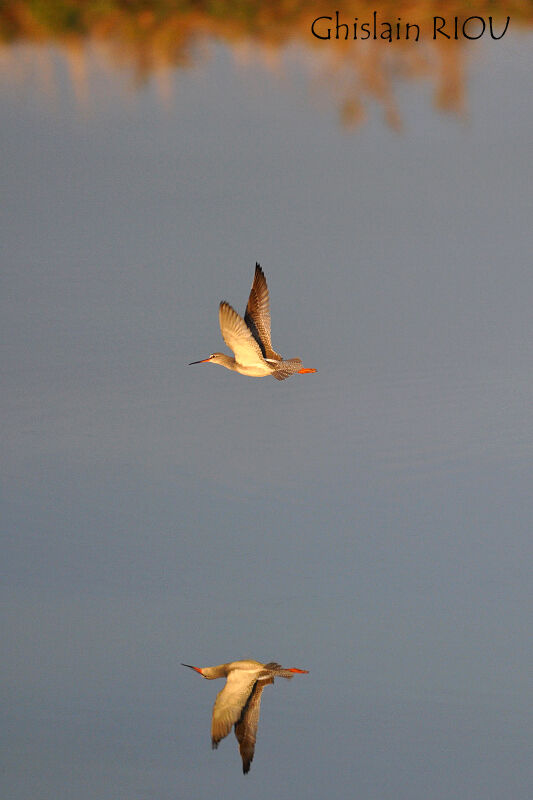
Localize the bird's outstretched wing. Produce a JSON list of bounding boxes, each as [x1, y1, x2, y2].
[[218, 302, 267, 368], [234, 676, 274, 774], [245, 264, 282, 361], [211, 669, 259, 748]]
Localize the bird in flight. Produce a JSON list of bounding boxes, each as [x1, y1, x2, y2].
[[182, 658, 309, 773], [189, 263, 317, 379]]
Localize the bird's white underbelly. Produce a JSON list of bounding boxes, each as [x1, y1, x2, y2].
[[235, 362, 273, 377]]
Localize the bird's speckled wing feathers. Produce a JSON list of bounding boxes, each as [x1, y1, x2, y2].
[[245, 264, 282, 361], [211, 669, 260, 748], [271, 358, 303, 381], [218, 302, 268, 368], [234, 676, 274, 774]]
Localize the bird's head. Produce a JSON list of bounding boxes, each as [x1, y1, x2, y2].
[[188, 353, 226, 366]]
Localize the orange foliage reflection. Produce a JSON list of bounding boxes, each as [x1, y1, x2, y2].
[[0, 2, 531, 126]]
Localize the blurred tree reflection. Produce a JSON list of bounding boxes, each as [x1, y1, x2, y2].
[[1, 2, 530, 126]]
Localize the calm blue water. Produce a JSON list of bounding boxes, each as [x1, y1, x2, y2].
[[2, 35, 532, 800]]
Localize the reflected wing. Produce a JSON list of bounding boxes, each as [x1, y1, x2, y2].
[[219, 302, 267, 368], [245, 264, 282, 361], [211, 669, 259, 748], [234, 676, 274, 774]]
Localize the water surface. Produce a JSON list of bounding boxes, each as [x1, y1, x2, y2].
[[2, 10, 533, 799]]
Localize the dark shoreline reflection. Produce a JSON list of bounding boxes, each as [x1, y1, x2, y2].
[[1, 2, 531, 125]]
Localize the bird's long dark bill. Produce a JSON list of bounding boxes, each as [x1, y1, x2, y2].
[[188, 358, 210, 365], [181, 663, 203, 674]]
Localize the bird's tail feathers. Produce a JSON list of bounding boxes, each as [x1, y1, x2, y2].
[[263, 662, 308, 679], [271, 358, 303, 381]]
